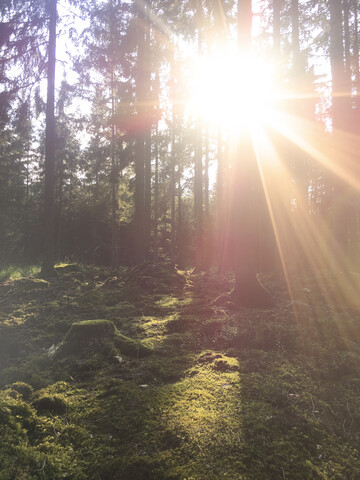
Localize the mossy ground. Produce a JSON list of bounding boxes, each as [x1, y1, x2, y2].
[[0, 264, 360, 478]]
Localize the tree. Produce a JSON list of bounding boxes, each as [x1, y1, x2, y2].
[[133, 0, 152, 264], [41, 0, 57, 276], [231, 0, 273, 306]]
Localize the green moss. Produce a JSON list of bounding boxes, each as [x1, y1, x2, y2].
[[65, 319, 116, 342], [32, 394, 67, 415], [1, 266, 360, 479], [8, 382, 33, 401], [114, 332, 153, 357], [56, 319, 153, 360], [14, 277, 50, 290]]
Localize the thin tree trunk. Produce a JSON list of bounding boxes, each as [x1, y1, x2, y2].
[[170, 126, 176, 261], [216, 126, 224, 272], [41, 0, 57, 276], [144, 131, 152, 260], [291, 0, 300, 66], [354, 0, 360, 95], [144, 2, 152, 260], [177, 163, 182, 263], [133, 1, 148, 264], [110, 69, 118, 270], [329, 0, 350, 260], [343, 0, 351, 87], [194, 0, 203, 268], [204, 125, 209, 218], [154, 122, 159, 263], [273, 0, 281, 55], [329, 0, 346, 131]]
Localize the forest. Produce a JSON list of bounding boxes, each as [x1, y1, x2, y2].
[[1, 0, 360, 478]]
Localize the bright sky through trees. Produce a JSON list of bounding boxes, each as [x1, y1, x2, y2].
[[187, 48, 279, 133]]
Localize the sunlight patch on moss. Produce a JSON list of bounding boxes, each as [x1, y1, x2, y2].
[[155, 295, 192, 310]]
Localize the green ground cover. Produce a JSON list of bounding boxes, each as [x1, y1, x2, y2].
[[0, 264, 360, 479]]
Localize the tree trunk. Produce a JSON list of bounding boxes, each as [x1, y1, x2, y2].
[[329, 0, 350, 257], [204, 126, 209, 218], [232, 0, 272, 306], [41, 0, 57, 277], [194, 0, 203, 268], [144, 4, 152, 260], [110, 69, 118, 270], [273, 0, 281, 55], [170, 123, 176, 261], [354, 0, 360, 96], [153, 122, 159, 263], [144, 131, 152, 260], [343, 0, 351, 87], [133, 1, 149, 264]]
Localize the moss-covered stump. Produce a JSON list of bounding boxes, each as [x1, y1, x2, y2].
[[58, 319, 152, 359], [65, 319, 116, 344]]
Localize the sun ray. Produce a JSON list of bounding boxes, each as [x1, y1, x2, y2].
[[267, 110, 360, 193]]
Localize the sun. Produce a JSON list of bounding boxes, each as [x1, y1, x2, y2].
[[187, 46, 279, 133]]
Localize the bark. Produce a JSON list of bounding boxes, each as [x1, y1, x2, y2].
[[291, 0, 300, 66], [354, 0, 360, 95], [329, 0, 351, 258], [170, 124, 176, 261], [216, 126, 225, 272], [194, 0, 203, 268], [291, 0, 308, 217], [41, 0, 57, 277], [110, 70, 118, 270], [194, 116, 203, 267], [343, 0, 351, 86], [177, 164, 183, 257], [133, 1, 150, 264], [153, 68, 160, 263], [329, 0, 346, 131], [273, 0, 281, 55], [109, 0, 119, 270], [144, 132, 152, 260], [232, 0, 273, 306], [153, 122, 159, 263], [144, 5, 152, 260], [204, 125, 209, 218]]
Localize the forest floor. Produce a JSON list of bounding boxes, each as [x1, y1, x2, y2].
[[1, 263, 360, 479]]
